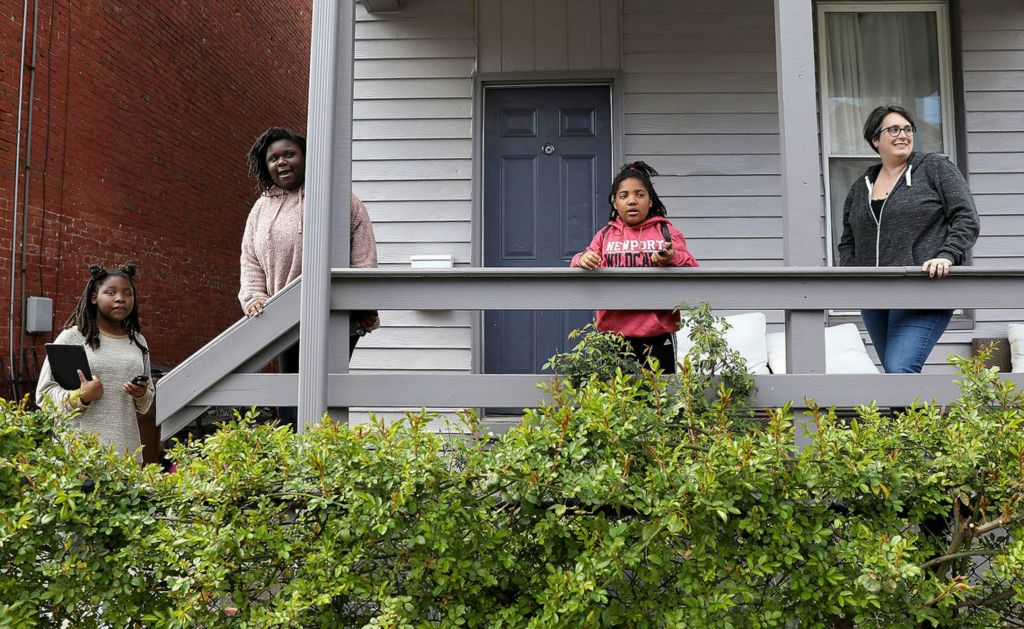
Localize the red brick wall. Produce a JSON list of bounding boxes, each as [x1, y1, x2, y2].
[[0, 1, 312, 398]]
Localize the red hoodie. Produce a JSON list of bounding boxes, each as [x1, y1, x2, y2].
[[570, 216, 699, 337]]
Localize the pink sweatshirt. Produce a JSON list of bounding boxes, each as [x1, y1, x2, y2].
[[239, 186, 378, 324], [570, 216, 698, 337]]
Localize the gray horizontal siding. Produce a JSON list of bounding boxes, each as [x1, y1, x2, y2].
[[477, 0, 620, 72], [961, 2, 1024, 361], [354, 0, 476, 374], [622, 0, 782, 268]]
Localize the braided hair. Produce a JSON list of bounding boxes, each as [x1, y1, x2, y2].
[[246, 127, 307, 194], [607, 161, 668, 220], [65, 262, 148, 354]]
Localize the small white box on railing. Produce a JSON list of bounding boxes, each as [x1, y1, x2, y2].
[[410, 255, 453, 268]]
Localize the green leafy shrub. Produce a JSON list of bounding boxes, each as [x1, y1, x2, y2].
[[1, 307, 1022, 627]]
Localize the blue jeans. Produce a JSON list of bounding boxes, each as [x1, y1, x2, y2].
[[860, 309, 953, 373]]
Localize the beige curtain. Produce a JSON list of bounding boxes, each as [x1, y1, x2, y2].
[[825, 11, 943, 156]]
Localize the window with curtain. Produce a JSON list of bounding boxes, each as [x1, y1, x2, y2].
[[817, 2, 956, 265]]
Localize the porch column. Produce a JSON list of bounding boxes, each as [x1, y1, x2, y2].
[[299, 0, 356, 429], [774, 0, 825, 377]]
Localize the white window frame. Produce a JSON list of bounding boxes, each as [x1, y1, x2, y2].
[[816, 1, 958, 266]]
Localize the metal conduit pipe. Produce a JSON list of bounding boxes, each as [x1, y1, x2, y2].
[[17, 0, 41, 384], [8, 0, 30, 386]]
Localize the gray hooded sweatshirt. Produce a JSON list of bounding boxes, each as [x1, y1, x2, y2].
[[838, 152, 980, 267]]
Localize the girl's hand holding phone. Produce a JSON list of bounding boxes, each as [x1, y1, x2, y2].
[[576, 250, 602, 270], [123, 376, 149, 400], [651, 242, 674, 266]]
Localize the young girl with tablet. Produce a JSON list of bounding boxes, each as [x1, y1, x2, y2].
[[36, 263, 154, 459]]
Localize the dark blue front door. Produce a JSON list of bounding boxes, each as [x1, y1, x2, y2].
[[484, 86, 611, 375]]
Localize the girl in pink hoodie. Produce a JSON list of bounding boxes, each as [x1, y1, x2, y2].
[[571, 161, 698, 373]]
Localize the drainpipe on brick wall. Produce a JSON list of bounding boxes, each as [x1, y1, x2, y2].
[[7, 0, 40, 395], [8, 0, 30, 387], [17, 0, 41, 385]]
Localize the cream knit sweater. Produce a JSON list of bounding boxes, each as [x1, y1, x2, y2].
[[36, 328, 154, 460], [238, 186, 378, 315]]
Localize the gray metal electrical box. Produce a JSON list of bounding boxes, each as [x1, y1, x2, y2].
[[26, 296, 53, 334]]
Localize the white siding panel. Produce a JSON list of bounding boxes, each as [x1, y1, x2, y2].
[[625, 12, 771, 34], [357, 18, 476, 41], [631, 32, 775, 54], [353, 180, 472, 201], [686, 238, 782, 261], [669, 196, 782, 216], [478, 0, 620, 72], [356, 38, 477, 59], [966, 112, 1024, 132], [622, 0, 784, 282], [627, 134, 780, 155], [974, 194, 1024, 215], [358, 0, 474, 19], [964, 91, 1024, 112], [967, 132, 1024, 153], [353, 159, 473, 181], [354, 0, 476, 381], [500, 0, 534, 71], [628, 53, 777, 73], [354, 99, 472, 119], [626, 93, 779, 114], [355, 58, 476, 79], [656, 175, 780, 197], [353, 139, 472, 160], [626, 72, 779, 93], [961, 30, 1024, 52], [962, 51, 1024, 72], [359, 327, 471, 349], [961, 10, 1024, 32], [970, 154, 1024, 174], [627, 113, 779, 134], [365, 201, 471, 222], [351, 349, 472, 370], [534, 0, 569, 71], [964, 71, 1024, 91], [354, 78, 473, 99], [377, 242, 472, 265], [374, 221, 472, 242], [354, 119, 471, 140], [679, 217, 781, 238], [962, 3, 1024, 356], [652, 155, 780, 176], [968, 174, 1024, 195], [380, 311, 475, 327]]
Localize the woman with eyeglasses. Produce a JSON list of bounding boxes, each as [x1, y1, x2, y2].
[[838, 105, 979, 373]]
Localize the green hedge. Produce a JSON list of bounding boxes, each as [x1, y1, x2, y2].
[[2, 308, 1023, 627]]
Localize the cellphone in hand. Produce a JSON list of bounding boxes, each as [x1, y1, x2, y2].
[[130, 375, 149, 385]]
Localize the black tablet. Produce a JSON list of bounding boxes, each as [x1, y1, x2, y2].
[[44, 344, 93, 390]]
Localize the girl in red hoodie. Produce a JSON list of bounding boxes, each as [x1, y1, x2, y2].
[[571, 161, 698, 373]]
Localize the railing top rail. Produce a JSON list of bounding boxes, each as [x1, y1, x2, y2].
[[330, 266, 1024, 279], [328, 266, 1024, 311]]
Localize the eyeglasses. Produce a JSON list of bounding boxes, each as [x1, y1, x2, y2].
[[881, 125, 916, 138]]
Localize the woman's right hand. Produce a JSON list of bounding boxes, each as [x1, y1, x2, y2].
[[78, 369, 103, 404], [245, 297, 267, 317], [576, 250, 602, 270]]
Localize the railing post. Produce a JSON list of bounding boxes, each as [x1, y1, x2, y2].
[[774, 0, 824, 450], [300, 0, 355, 430]]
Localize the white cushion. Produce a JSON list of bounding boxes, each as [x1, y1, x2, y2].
[[766, 323, 880, 374], [1009, 323, 1024, 373], [677, 312, 769, 375]]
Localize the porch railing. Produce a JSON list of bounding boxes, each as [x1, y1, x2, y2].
[[156, 267, 1024, 440]]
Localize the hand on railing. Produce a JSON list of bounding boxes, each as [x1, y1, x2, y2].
[[244, 297, 268, 317], [922, 258, 952, 279]]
